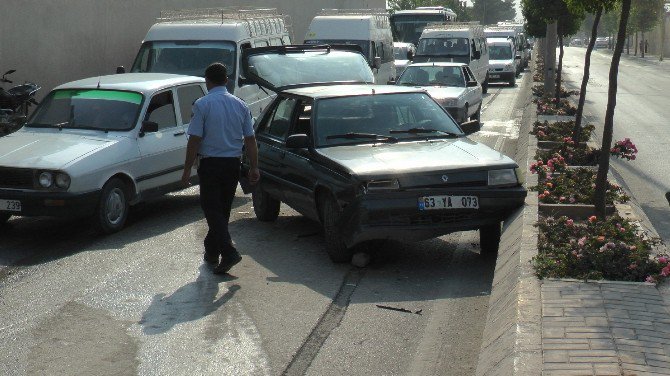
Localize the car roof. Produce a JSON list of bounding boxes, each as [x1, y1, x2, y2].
[[487, 37, 513, 45], [283, 84, 425, 99], [406, 62, 468, 68], [54, 73, 205, 96]]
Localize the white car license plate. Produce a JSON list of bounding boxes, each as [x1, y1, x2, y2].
[[1, 199, 22, 212], [490, 74, 500, 78], [419, 196, 479, 210]]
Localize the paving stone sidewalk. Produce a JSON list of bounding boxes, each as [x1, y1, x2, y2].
[[542, 280, 670, 376]]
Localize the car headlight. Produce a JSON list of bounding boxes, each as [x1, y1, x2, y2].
[[439, 98, 458, 107], [488, 169, 518, 187], [55, 173, 71, 189], [505, 64, 513, 71], [39, 171, 54, 188], [365, 179, 400, 192]]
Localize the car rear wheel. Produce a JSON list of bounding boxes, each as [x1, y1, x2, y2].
[[320, 194, 352, 263], [482, 74, 489, 94], [472, 104, 482, 122], [93, 177, 129, 234], [252, 185, 280, 222], [480, 221, 502, 256]]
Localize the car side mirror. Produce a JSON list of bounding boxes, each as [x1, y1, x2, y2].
[[286, 134, 309, 149], [473, 50, 481, 60], [387, 79, 396, 85], [460, 120, 481, 135], [407, 50, 414, 60], [466, 80, 478, 87], [116, 66, 126, 74], [515, 53, 522, 60], [139, 121, 159, 137], [372, 56, 382, 69]]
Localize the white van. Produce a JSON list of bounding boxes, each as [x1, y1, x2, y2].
[[487, 38, 517, 87], [127, 8, 292, 118], [304, 9, 395, 84], [414, 23, 490, 93]]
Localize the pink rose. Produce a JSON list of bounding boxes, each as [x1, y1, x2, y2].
[[588, 216, 597, 223], [566, 219, 574, 226], [658, 256, 668, 264]]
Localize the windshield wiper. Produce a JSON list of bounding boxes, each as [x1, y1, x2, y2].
[[326, 132, 398, 143], [399, 82, 418, 86], [390, 128, 460, 137]]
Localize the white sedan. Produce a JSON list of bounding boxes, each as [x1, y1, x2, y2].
[[0, 73, 206, 232], [393, 62, 483, 124]]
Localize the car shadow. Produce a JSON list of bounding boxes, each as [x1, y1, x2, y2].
[[0, 187, 250, 268], [227, 212, 497, 303]]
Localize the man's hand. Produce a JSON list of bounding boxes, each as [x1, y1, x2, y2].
[[248, 167, 260, 185], [181, 169, 192, 187]]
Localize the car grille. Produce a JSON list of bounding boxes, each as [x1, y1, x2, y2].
[[494, 68, 504, 72], [0, 167, 33, 189], [371, 211, 480, 226]]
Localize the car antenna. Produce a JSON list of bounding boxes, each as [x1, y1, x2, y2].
[[96, 77, 101, 89]]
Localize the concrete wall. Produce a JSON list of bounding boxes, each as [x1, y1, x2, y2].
[[0, 0, 385, 100]]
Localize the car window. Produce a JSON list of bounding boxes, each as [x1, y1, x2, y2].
[[290, 102, 313, 136], [264, 97, 297, 140], [463, 67, 476, 83], [145, 91, 177, 130], [176, 85, 205, 125], [314, 93, 462, 147]]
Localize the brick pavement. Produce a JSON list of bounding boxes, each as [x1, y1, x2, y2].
[[542, 280, 670, 376]]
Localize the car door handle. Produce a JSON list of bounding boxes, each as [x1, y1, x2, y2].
[[173, 131, 185, 136]]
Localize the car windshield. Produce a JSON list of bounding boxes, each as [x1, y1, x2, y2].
[[314, 92, 463, 147], [489, 45, 513, 60], [417, 37, 470, 56], [397, 66, 465, 87], [27, 89, 142, 131], [131, 41, 236, 91], [247, 49, 374, 89]]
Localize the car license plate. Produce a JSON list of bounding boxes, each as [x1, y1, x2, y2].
[[490, 74, 500, 78], [1, 199, 21, 212], [418, 196, 479, 210]]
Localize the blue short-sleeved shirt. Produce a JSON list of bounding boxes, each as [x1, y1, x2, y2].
[[187, 86, 254, 158]]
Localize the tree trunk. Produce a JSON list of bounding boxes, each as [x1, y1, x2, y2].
[[573, 8, 603, 142], [661, 4, 666, 61], [626, 35, 630, 55], [635, 32, 638, 55], [594, 0, 632, 216], [641, 31, 645, 57], [555, 33, 565, 101], [544, 22, 557, 97]]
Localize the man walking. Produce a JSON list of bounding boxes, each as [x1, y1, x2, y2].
[[182, 63, 260, 274]]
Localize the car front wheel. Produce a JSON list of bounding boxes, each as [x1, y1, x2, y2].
[[252, 185, 280, 222], [0, 212, 11, 225], [320, 194, 352, 263], [482, 74, 489, 94], [94, 178, 129, 234], [480, 221, 502, 256], [472, 104, 482, 122]]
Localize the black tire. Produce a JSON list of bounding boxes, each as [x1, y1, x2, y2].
[[508, 77, 516, 87], [480, 221, 502, 256], [482, 74, 489, 94], [472, 104, 482, 122], [463, 104, 469, 123], [252, 185, 280, 222], [319, 194, 352, 263], [93, 178, 130, 234]]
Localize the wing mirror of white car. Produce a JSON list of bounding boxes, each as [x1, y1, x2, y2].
[[460, 120, 481, 135], [387, 79, 396, 85], [466, 80, 478, 87], [372, 56, 382, 69], [473, 50, 481, 60], [515, 53, 522, 60], [116, 66, 126, 74], [286, 134, 309, 149], [139, 121, 159, 137]]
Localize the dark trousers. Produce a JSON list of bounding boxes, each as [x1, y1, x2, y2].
[[197, 157, 240, 261]]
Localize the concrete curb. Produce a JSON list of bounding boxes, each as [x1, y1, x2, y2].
[[476, 73, 543, 376]]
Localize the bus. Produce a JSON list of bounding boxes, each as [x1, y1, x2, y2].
[[390, 6, 457, 45]]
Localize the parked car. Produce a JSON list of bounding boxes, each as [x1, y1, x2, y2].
[[594, 37, 609, 49], [393, 62, 482, 124], [393, 42, 416, 77], [0, 73, 207, 232], [241, 46, 527, 262]]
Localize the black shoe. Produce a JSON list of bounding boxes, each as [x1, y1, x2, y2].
[[204, 252, 219, 264], [213, 253, 242, 274]]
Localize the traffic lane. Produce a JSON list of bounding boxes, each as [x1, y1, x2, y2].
[[562, 47, 670, 243]]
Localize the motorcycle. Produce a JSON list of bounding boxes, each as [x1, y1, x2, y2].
[[0, 69, 40, 135]]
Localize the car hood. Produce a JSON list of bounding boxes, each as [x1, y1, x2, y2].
[[0, 130, 119, 170], [316, 139, 515, 177], [422, 86, 466, 99]]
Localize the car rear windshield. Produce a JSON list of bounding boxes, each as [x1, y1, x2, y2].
[[397, 66, 465, 87], [314, 92, 463, 147], [247, 50, 374, 89], [27, 89, 143, 131], [417, 37, 470, 56]]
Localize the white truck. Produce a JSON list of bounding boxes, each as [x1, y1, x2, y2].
[[414, 23, 490, 93], [304, 9, 395, 84], [127, 8, 292, 118]]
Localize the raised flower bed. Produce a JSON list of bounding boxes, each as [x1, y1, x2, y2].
[[531, 120, 594, 147], [531, 85, 579, 98], [535, 97, 577, 116], [534, 140, 600, 167]]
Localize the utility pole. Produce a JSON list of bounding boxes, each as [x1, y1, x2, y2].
[[661, 1, 666, 61]]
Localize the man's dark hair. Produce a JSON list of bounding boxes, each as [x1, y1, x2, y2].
[[204, 63, 228, 85]]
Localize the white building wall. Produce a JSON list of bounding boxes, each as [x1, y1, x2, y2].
[[0, 0, 385, 99]]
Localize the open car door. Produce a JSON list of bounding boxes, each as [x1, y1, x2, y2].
[[240, 45, 375, 92]]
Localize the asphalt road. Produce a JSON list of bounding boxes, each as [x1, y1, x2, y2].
[[561, 48, 670, 245], [0, 71, 531, 376]]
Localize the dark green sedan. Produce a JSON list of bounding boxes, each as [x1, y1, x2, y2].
[[242, 45, 527, 262]]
